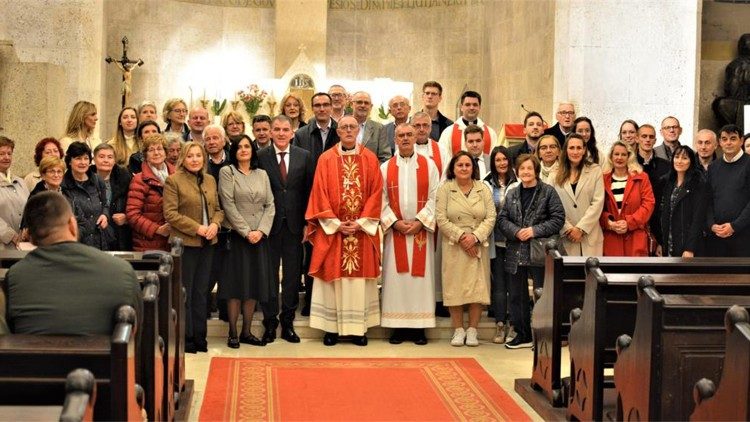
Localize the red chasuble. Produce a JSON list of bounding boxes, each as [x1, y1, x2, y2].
[[429, 139, 442, 177], [305, 145, 383, 282], [451, 123, 492, 155], [385, 154, 429, 277]]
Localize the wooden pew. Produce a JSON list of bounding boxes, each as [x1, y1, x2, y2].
[[522, 244, 750, 408], [0, 305, 142, 421], [690, 305, 750, 421], [0, 245, 187, 421], [0, 368, 97, 422], [566, 268, 750, 421], [614, 278, 750, 421], [140, 273, 164, 421]]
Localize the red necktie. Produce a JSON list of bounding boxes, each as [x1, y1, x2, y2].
[[278, 151, 287, 183]]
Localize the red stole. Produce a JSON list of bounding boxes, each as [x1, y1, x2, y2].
[[451, 123, 491, 155], [386, 154, 429, 277], [429, 140, 442, 177]]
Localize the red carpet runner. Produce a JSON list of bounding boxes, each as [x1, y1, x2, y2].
[[199, 357, 530, 421]]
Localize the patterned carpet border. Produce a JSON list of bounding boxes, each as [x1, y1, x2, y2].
[[199, 357, 530, 421]]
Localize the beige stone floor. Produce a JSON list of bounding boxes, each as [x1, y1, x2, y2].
[[185, 323, 571, 421]]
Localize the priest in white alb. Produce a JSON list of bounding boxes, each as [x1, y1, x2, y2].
[[380, 123, 439, 345]]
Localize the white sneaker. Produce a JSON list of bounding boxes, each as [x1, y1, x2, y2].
[[493, 322, 507, 344], [506, 325, 517, 342], [450, 328, 466, 346], [465, 327, 479, 347]]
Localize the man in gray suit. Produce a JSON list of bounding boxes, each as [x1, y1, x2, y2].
[[352, 91, 392, 163], [384, 95, 411, 156], [465, 124, 491, 180], [654, 116, 683, 162]]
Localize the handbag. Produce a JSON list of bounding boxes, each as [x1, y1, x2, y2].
[[530, 236, 564, 267]]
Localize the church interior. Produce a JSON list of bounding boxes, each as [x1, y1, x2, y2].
[[0, 0, 749, 421]]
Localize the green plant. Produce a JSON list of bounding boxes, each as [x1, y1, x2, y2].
[[211, 99, 227, 116]]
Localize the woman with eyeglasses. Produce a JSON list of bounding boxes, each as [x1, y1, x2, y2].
[[536, 135, 560, 182], [162, 98, 190, 141], [127, 134, 175, 252]]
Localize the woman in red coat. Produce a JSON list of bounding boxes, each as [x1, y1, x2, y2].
[[600, 141, 655, 256], [126, 134, 175, 251]]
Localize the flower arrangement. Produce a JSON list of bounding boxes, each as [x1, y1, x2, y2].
[[237, 84, 268, 117]]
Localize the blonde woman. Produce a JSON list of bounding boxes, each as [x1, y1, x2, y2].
[[108, 107, 139, 166], [60, 101, 101, 152], [222, 110, 246, 138], [163, 141, 224, 353], [279, 93, 307, 131], [600, 141, 654, 256], [162, 98, 189, 140], [548, 133, 605, 256]]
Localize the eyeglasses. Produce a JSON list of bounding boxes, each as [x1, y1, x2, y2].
[[557, 111, 575, 116], [390, 102, 408, 108], [662, 125, 680, 131], [339, 124, 358, 131], [353, 100, 371, 106], [330, 93, 345, 98], [412, 123, 431, 129], [147, 147, 165, 153], [172, 108, 188, 114]]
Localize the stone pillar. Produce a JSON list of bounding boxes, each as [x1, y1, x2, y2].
[[274, 0, 327, 78], [552, 0, 701, 151]]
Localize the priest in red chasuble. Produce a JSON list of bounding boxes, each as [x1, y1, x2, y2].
[[305, 115, 383, 346], [380, 123, 439, 345]]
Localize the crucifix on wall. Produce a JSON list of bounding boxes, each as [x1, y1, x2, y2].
[[105, 36, 144, 108]]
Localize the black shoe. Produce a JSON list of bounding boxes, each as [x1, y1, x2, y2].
[[505, 336, 533, 349], [323, 332, 339, 346], [389, 329, 404, 344], [435, 302, 450, 317], [196, 342, 208, 353], [240, 334, 266, 346], [351, 335, 368, 346], [300, 305, 310, 317], [227, 336, 240, 349], [262, 320, 278, 343], [184, 342, 197, 354], [280, 325, 301, 343], [413, 329, 428, 345]]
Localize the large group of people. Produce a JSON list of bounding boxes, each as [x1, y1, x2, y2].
[[2, 80, 750, 352]]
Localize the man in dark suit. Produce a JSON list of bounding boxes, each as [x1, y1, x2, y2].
[[293, 92, 340, 315], [352, 91, 392, 163], [384, 95, 411, 155], [258, 115, 314, 343], [509, 111, 545, 165], [544, 102, 576, 145], [465, 125, 492, 179]]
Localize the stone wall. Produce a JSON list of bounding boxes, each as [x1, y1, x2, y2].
[[102, 0, 276, 137], [326, 1, 486, 124], [699, 0, 750, 132], [0, 0, 104, 141], [553, 0, 701, 153], [482, 0, 556, 128]]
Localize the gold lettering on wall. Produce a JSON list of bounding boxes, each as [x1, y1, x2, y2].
[[328, 0, 480, 10], [174, 0, 274, 7]]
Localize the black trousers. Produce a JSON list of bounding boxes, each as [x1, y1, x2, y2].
[[508, 265, 544, 341], [490, 246, 509, 324], [707, 231, 750, 257], [261, 223, 303, 326], [302, 242, 314, 309], [182, 244, 214, 347]]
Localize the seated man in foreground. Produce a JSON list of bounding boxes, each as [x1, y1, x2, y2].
[[6, 191, 142, 335]]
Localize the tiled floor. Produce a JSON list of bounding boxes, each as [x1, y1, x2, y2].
[[185, 318, 570, 421]]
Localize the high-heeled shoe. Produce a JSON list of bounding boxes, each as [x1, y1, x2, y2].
[[240, 334, 266, 346], [227, 336, 240, 349]]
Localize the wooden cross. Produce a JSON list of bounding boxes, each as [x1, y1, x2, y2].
[[105, 36, 144, 108]]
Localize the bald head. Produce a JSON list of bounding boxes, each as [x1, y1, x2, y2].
[[388, 95, 411, 123], [337, 116, 359, 148]]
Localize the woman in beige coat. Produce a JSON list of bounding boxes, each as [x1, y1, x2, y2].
[[436, 151, 496, 347], [548, 134, 605, 256], [163, 141, 224, 353]]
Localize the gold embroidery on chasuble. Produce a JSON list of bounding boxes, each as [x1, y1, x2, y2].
[[340, 155, 363, 275]]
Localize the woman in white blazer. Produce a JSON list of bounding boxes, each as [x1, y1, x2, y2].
[[548, 134, 605, 256]]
